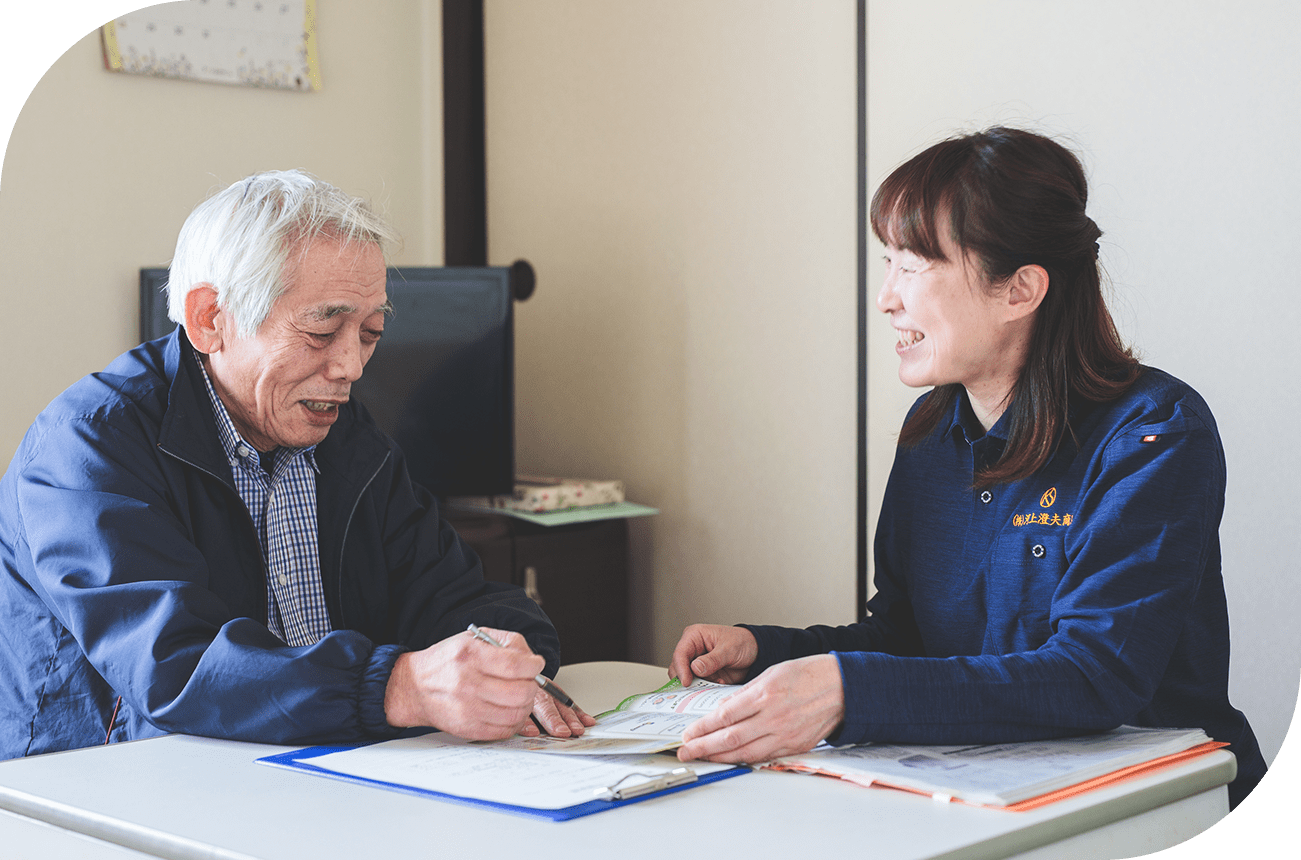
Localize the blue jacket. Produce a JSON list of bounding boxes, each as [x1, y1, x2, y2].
[[744, 368, 1265, 808], [0, 328, 558, 758]]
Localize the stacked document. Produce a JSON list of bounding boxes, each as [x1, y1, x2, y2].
[[765, 726, 1224, 809]]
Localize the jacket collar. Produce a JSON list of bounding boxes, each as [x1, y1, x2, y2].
[[157, 327, 234, 483]]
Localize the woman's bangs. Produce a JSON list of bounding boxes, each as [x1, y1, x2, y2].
[[870, 178, 947, 261]]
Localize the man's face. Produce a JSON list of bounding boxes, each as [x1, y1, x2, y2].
[[205, 237, 389, 451]]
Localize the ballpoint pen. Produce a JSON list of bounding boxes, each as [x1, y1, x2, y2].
[[466, 623, 580, 710]]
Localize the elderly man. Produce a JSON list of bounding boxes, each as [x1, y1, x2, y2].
[[0, 170, 590, 758]]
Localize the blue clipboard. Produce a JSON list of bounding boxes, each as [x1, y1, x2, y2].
[[256, 739, 748, 822]]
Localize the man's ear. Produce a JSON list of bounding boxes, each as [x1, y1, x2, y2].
[[1005, 264, 1049, 321], [184, 285, 225, 353]]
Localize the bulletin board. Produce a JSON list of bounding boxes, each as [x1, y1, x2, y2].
[[101, 0, 320, 92]]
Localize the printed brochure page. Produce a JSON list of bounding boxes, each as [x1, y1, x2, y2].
[[496, 678, 740, 755], [586, 678, 740, 741]]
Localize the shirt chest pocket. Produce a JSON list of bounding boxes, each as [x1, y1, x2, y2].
[[986, 530, 1068, 652]]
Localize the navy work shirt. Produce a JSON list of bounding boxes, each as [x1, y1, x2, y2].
[[745, 367, 1265, 808]]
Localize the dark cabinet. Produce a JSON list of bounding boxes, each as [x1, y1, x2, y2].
[[445, 508, 629, 664]]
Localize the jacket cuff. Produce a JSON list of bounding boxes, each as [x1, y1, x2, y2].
[[738, 623, 795, 681], [826, 651, 861, 745], [359, 643, 409, 738]]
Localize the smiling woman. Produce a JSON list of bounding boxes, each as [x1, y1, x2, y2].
[[669, 126, 1267, 812], [870, 127, 1139, 483], [877, 231, 1042, 431]]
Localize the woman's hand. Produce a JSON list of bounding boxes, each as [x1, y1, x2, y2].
[[669, 624, 760, 687], [675, 654, 845, 764]]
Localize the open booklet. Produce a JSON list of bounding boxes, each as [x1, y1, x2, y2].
[[481, 677, 742, 756], [765, 725, 1226, 809]]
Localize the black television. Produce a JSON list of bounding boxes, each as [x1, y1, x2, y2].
[[140, 264, 530, 498]]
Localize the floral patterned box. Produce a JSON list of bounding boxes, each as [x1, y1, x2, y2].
[[454, 476, 626, 513]]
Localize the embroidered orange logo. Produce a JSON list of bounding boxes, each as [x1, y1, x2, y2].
[[1014, 512, 1072, 527], [1039, 487, 1056, 508]]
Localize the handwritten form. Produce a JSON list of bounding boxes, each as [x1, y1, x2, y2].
[[307, 733, 734, 810]]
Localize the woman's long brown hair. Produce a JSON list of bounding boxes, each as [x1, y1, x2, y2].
[[871, 127, 1140, 486]]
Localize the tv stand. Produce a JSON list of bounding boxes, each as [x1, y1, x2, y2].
[[444, 507, 630, 664]]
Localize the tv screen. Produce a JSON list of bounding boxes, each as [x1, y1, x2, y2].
[[140, 265, 516, 499]]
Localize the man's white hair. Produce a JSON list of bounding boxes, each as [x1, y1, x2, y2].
[[166, 170, 400, 338]]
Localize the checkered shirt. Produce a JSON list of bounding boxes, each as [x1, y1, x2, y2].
[[194, 352, 333, 647]]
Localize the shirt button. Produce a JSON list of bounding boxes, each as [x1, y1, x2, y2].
[[980, 490, 993, 504], [1032, 544, 1046, 559], [237, 445, 253, 458], [277, 574, 289, 587]]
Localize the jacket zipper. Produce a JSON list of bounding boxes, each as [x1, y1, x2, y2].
[[335, 451, 391, 628]]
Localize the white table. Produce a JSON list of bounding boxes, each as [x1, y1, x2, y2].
[[0, 662, 1234, 860], [1, 807, 149, 858]]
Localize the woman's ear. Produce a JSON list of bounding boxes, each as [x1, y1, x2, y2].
[[1005, 264, 1049, 320], [184, 285, 224, 353]]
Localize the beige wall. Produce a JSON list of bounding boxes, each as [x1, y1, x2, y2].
[[4, 1, 859, 671], [0, 0, 443, 465], [867, 0, 1301, 786], [484, 0, 859, 664]]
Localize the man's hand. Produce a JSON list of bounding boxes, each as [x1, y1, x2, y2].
[[669, 624, 760, 687], [384, 627, 547, 740], [516, 688, 597, 739], [675, 654, 845, 764]]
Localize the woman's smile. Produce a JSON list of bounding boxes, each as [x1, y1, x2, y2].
[[896, 328, 926, 349]]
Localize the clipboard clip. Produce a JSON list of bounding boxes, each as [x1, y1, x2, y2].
[[595, 767, 698, 801]]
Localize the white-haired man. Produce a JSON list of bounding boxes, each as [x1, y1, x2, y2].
[[0, 170, 591, 758]]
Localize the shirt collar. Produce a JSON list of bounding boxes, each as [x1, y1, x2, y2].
[[192, 349, 318, 473], [948, 387, 1015, 446]]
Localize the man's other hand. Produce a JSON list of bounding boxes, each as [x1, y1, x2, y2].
[[516, 688, 597, 739]]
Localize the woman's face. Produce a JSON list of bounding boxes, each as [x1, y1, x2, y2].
[[876, 228, 1024, 416]]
